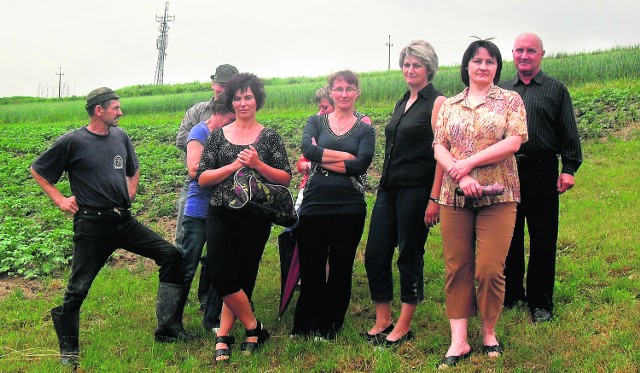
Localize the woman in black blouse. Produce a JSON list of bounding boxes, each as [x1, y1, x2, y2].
[[291, 70, 376, 340], [363, 40, 446, 346], [197, 73, 291, 362]]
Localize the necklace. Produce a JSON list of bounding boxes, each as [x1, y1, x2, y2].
[[333, 120, 353, 134]]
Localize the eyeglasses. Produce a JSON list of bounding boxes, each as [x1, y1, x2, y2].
[[331, 87, 358, 94]]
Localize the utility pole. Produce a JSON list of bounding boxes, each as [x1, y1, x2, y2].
[[154, 2, 174, 85], [386, 35, 393, 70], [56, 67, 64, 98]]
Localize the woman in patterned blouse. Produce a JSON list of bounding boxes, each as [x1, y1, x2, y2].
[[432, 39, 528, 369], [197, 73, 292, 363]]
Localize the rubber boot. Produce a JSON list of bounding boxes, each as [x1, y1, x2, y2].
[[51, 306, 79, 367], [154, 282, 196, 343]]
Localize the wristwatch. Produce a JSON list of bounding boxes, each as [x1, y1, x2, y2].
[[429, 196, 439, 203]]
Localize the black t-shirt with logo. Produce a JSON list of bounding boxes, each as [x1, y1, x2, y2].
[[32, 126, 139, 208]]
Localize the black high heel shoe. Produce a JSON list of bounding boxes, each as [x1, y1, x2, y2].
[[362, 323, 394, 343], [240, 320, 270, 354], [378, 330, 414, 347]]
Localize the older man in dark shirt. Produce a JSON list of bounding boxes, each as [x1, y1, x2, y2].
[[31, 88, 192, 366], [499, 33, 583, 323]]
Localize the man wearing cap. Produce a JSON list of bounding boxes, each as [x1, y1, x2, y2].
[[174, 64, 238, 328], [31, 87, 194, 367]]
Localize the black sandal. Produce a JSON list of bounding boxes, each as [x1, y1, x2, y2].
[[437, 351, 472, 369], [482, 342, 504, 357], [214, 335, 235, 363], [240, 320, 270, 354]]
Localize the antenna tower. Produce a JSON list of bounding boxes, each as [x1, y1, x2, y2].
[[154, 2, 174, 85]]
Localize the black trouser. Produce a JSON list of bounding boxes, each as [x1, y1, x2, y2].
[[364, 187, 430, 304], [61, 208, 183, 313], [293, 213, 365, 336], [504, 156, 559, 311]]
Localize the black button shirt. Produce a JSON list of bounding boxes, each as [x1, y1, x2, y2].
[[499, 71, 583, 175], [379, 84, 443, 188]]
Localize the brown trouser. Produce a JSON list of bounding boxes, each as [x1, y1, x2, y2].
[[440, 202, 517, 319]]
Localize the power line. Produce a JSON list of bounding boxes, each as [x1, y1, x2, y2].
[[154, 2, 174, 85], [56, 67, 64, 98], [386, 35, 393, 70]]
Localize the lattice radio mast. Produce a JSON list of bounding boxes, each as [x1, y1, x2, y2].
[[154, 2, 174, 85]]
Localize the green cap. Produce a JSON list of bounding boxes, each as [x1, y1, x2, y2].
[[210, 64, 238, 82], [86, 87, 120, 109]]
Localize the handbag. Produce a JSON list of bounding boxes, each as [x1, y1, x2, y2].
[[228, 167, 298, 227]]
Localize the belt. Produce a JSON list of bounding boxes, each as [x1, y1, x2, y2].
[[79, 206, 128, 216]]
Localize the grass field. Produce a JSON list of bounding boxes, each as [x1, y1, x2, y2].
[[0, 46, 639, 372], [1, 133, 638, 372]]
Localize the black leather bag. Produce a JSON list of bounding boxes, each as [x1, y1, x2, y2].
[[228, 167, 298, 227]]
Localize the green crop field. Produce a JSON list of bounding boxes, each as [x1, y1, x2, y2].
[[0, 46, 639, 372]]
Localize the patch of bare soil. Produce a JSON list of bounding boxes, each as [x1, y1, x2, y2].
[[106, 249, 157, 272], [0, 276, 58, 301], [601, 122, 640, 141]]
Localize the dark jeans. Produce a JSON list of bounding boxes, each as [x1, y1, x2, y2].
[[174, 181, 189, 251], [364, 187, 429, 304], [505, 156, 559, 311], [293, 213, 365, 336], [181, 216, 221, 327], [61, 208, 183, 314], [180, 216, 208, 290], [176, 182, 211, 307], [205, 207, 271, 298]]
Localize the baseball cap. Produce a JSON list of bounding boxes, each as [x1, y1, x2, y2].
[[210, 64, 238, 82], [86, 87, 120, 109]]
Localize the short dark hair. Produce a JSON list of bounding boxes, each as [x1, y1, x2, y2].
[[460, 39, 502, 87], [223, 73, 266, 111], [328, 70, 360, 89], [86, 99, 115, 116]]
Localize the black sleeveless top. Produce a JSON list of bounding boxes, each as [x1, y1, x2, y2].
[[379, 83, 443, 188]]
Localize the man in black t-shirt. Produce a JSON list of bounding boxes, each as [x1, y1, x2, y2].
[[30, 87, 193, 367]]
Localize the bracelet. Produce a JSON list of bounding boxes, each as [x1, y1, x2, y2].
[[429, 196, 439, 203]]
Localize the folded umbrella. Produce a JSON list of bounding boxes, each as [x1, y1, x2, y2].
[[278, 229, 300, 317]]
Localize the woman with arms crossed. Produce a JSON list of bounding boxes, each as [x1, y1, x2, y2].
[[292, 70, 375, 340]]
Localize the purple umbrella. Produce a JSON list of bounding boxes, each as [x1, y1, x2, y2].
[[278, 230, 300, 317]]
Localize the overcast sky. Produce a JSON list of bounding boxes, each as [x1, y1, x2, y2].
[[1, 0, 638, 98]]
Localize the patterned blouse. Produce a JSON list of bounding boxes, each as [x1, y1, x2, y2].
[[196, 127, 291, 207], [433, 85, 528, 208]]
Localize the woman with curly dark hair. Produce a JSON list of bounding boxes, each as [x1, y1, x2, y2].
[[197, 73, 292, 363]]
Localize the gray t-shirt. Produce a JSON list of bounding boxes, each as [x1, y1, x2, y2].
[[31, 126, 139, 208]]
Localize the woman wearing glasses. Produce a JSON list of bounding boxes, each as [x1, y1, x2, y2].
[[291, 70, 375, 340]]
